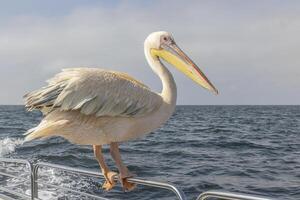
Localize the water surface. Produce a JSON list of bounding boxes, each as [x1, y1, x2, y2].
[[0, 105, 299, 199]]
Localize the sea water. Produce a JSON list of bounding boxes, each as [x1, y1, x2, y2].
[[0, 105, 299, 199]]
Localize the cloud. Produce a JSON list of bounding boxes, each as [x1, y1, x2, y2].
[[0, 1, 300, 104]]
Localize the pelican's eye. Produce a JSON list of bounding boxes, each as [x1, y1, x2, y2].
[[160, 35, 172, 49]]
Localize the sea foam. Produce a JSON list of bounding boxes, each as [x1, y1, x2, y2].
[[0, 137, 24, 156]]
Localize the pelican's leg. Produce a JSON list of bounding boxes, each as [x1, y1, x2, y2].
[[93, 145, 118, 191], [110, 142, 136, 191]]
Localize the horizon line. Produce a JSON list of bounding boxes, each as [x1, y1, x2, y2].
[[1, 104, 299, 106]]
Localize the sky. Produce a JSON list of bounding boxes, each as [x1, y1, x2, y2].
[[0, 0, 299, 105]]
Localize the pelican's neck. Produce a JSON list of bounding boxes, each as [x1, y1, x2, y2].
[[144, 47, 177, 106]]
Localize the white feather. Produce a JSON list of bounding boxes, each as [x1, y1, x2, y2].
[[24, 68, 163, 118]]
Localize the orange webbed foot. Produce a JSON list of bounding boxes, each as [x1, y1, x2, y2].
[[102, 171, 118, 191], [119, 172, 136, 192]]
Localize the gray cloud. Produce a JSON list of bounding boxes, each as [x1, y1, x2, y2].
[[0, 1, 299, 104]]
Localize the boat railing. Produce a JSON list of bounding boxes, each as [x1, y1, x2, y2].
[[0, 158, 276, 200], [196, 190, 275, 200], [0, 158, 34, 200], [33, 162, 187, 200]]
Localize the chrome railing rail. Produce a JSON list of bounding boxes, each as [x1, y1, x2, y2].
[[0, 158, 278, 200], [33, 162, 187, 200], [0, 158, 33, 200], [0, 193, 16, 200], [197, 190, 275, 200], [0, 186, 31, 199]]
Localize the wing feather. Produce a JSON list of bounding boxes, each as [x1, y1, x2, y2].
[[24, 68, 162, 117]]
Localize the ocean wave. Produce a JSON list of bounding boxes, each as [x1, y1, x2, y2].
[[0, 137, 24, 156]]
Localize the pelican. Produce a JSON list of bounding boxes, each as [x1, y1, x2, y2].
[[24, 31, 218, 191]]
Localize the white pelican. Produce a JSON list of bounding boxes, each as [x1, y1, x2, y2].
[[24, 31, 218, 191]]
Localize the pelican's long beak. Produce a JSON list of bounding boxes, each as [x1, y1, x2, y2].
[[151, 42, 218, 95]]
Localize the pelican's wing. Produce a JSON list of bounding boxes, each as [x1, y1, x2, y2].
[[24, 68, 163, 117]]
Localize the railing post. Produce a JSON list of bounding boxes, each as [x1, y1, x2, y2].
[[32, 165, 39, 199], [27, 162, 35, 200], [0, 158, 35, 200]]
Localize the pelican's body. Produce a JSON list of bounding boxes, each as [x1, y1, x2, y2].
[[24, 31, 217, 191], [27, 68, 175, 145], [40, 102, 173, 145]]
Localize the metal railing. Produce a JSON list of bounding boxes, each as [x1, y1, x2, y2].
[[197, 190, 274, 200], [33, 162, 186, 200], [0, 158, 33, 200], [0, 158, 277, 200]]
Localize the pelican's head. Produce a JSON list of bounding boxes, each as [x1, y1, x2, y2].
[[145, 31, 218, 94]]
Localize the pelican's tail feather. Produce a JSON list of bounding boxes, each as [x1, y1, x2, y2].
[[24, 120, 69, 142]]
